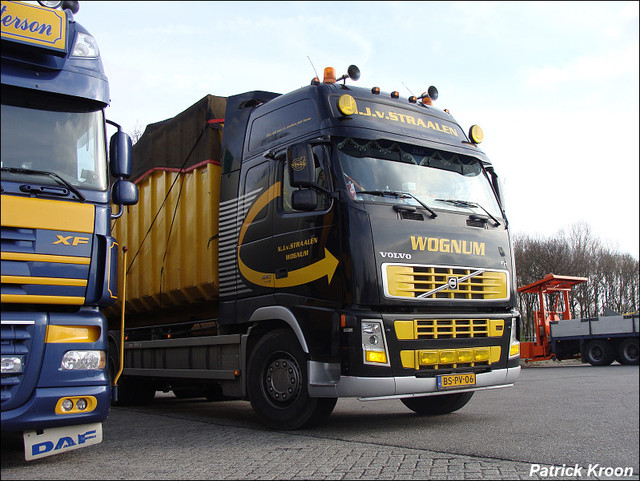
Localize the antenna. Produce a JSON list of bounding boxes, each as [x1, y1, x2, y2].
[[307, 56, 319, 79], [402, 82, 414, 97]]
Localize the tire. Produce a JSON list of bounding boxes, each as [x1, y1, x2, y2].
[[583, 339, 616, 366], [401, 392, 474, 415], [247, 329, 337, 430], [617, 338, 639, 365]]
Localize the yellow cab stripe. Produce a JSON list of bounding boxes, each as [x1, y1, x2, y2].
[[1, 252, 90, 265], [1, 294, 85, 305], [1, 275, 87, 287], [1, 195, 94, 233]]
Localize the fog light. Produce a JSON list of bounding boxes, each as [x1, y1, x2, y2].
[[457, 349, 474, 363], [419, 350, 439, 366], [439, 350, 457, 364], [474, 347, 490, 362], [55, 396, 98, 415]]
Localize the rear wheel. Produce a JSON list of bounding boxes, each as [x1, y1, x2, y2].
[[401, 391, 474, 415], [617, 338, 639, 365], [247, 329, 336, 430], [583, 339, 615, 366]]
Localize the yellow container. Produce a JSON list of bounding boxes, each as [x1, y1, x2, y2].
[[111, 163, 221, 315], [106, 95, 227, 323]]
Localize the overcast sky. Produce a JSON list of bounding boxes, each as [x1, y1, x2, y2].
[[78, 1, 639, 258]]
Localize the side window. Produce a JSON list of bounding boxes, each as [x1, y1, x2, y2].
[[245, 162, 270, 222], [281, 144, 331, 213]]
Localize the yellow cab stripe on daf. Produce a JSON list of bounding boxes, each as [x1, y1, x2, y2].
[[1, 195, 94, 233]]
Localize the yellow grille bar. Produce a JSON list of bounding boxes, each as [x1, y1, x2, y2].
[[395, 319, 503, 340], [385, 264, 508, 300]]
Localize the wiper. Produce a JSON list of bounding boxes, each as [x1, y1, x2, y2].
[[359, 190, 437, 218], [435, 198, 500, 226], [1, 167, 85, 202]]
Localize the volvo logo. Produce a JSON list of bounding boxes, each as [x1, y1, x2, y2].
[[447, 276, 458, 290]]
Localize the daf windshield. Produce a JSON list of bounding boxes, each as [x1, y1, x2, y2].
[[1, 87, 108, 191], [336, 137, 502, 219]]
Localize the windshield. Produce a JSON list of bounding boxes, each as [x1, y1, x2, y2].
[[1, 88, 108, 191], [336, 137, 502, 219]]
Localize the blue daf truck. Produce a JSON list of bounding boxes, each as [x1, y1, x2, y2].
[[1, 0, 136, 460]]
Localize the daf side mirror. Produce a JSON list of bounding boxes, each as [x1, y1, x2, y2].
[[109, 131, 133, 178], [112, 179, 138, 205]]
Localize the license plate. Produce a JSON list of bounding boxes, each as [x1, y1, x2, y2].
[[23, 422, 102, 461], [437, 372, 476, 390]]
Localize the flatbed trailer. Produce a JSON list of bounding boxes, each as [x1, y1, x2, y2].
[[519, 274, 639, 366]]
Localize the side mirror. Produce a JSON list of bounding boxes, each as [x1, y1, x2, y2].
[[286, 143, 314, 187], [109, 131, 133, 178], [291, 189, 318, 211], [112, 179, 138, 206]]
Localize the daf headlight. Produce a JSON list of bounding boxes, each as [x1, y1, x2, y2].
[[362, 320, 390, 366], [61, 351, 106, 370], [71, 32, 99, 58]]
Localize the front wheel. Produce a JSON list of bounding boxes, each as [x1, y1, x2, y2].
[[401, 391, 474, 415], [247, 329, 336, 430]]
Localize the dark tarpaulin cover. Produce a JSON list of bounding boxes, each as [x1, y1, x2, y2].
[[131, 94, 228, 182]]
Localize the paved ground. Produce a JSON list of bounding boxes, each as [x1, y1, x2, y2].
[[1, 363, 638, 480]]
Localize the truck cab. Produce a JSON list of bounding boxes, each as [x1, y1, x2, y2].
[[1, 0, 136, 460], [217, 71, 520, 423]]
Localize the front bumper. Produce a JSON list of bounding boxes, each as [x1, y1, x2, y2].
[[1, 385, 110, 432], [308, 364, 520, 399]]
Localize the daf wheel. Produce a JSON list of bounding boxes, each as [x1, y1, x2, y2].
[[617, 338, 639, 365], [401, 392, 474, 415], [247, 329, 337, 430], [583, 339, 615, 366]]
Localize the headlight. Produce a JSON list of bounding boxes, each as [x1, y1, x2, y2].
[[61, 350, 106, 370], [71, 32, 99, 58], [361, 320, 390, 366], [1, 355, 24, 374]]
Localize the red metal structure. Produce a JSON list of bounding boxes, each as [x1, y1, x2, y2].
[[518, 273, 588, 362]]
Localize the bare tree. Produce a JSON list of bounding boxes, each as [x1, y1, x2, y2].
[[514, 223, 639, 340]]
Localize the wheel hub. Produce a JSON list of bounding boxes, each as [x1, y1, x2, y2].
[[264, 356, 301, 404]]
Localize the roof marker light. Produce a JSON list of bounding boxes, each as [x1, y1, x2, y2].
[[391, 91, 399, 99], [371, 87, 380, 95], [409, 96, 417, 103]]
